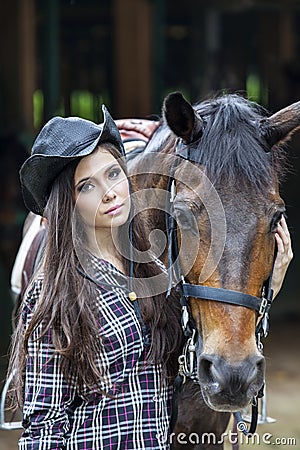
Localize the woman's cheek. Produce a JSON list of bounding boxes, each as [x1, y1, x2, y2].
[[76, 196, 100, 226]]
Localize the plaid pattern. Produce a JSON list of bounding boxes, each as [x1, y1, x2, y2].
[[19, 256, 172, 449]]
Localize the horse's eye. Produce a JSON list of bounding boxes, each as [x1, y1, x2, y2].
[[173, 203, 198, 236], [270, 210, 285, 233], [174, 208, 188, 226]]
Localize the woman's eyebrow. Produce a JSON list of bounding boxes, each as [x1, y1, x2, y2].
[[104, 162, 119, 175], [75, 176, 93, 188], [75, 163, 119, 187]]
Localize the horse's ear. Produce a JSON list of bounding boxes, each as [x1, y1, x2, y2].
[[163, 92, 203, 143], [260, 101, 300, 147]]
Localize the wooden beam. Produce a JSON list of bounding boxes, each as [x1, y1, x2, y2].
[[43, 0, 60, 122], [113, 0, 152, 117], [0, 0, 21, 133], [19, 0, 36, 134]]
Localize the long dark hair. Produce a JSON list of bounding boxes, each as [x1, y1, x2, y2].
[[9, 143, 182, 407]]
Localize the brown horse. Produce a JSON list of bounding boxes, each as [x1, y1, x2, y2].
[[128, 92, 299, 449]]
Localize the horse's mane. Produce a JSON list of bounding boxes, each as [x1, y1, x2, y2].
[[146, 94, 287, 192], [194, 94, 288, 190]]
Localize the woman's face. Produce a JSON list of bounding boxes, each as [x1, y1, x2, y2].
[[74, 146, 130, 230]]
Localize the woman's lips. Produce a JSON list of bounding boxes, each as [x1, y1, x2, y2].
[[105, 204, 123, 215]]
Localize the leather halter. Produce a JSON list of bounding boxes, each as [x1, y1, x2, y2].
[[166, 147, 276, 436], [165, 152, 275, 329]]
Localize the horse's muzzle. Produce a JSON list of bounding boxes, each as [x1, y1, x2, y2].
[[197, 353, 265, 412]]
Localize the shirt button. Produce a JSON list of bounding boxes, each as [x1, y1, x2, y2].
[[153, 395, 162, 402]]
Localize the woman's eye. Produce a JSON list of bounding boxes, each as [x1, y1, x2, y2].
[[108, 168, 121, 180], [78, 182, 94, 193]]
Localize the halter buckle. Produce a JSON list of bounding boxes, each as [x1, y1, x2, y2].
[[170, 179, 176, 203], [261, 313, 270, 338], [259, 296, 268, 316], [178, 355, 187, 384], [181, 305, 189, 332], [181, 329, 197, 378]]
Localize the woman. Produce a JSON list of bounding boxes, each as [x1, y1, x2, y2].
[[9, 107, 182, 450], [9, 107, 292, 450]]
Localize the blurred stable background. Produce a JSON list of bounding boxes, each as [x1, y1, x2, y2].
[[0, 0, 299, 448]]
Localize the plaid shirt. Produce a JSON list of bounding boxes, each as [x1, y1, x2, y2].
[[19, 256, 172, 450]]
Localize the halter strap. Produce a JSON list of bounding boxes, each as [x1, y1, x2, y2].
[[182, 283, 270, 315], [165, 166, 275, 319]]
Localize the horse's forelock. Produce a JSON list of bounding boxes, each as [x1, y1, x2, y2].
[[191, 95, 286, 191]]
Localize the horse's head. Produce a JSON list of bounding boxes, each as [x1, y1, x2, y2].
[[163, 92, 299, 412]]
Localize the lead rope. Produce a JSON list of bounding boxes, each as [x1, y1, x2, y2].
[[170, 282, 198, 433], [166, 173, 198, 433], [166, 174, 184, 433]]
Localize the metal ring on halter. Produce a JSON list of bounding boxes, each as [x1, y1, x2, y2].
[[181, 329, 197, 377]]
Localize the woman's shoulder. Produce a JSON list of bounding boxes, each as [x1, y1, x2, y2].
[[27, 272, 44, 295], [22, 273, 44, 319]]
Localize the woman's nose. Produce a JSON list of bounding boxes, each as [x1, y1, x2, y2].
[[102, 188, 117, 202]]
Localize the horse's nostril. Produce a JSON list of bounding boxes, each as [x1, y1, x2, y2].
[[246, 354, 265, 395], [245, 354, 265, 384], [198, 354, 218, 384], [256, 355, 265, 372]]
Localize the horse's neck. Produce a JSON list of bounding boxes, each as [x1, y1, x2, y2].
[[128, 138, 176, 262], [129, 152, 169, 226], [128, 129, 176, 191]]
